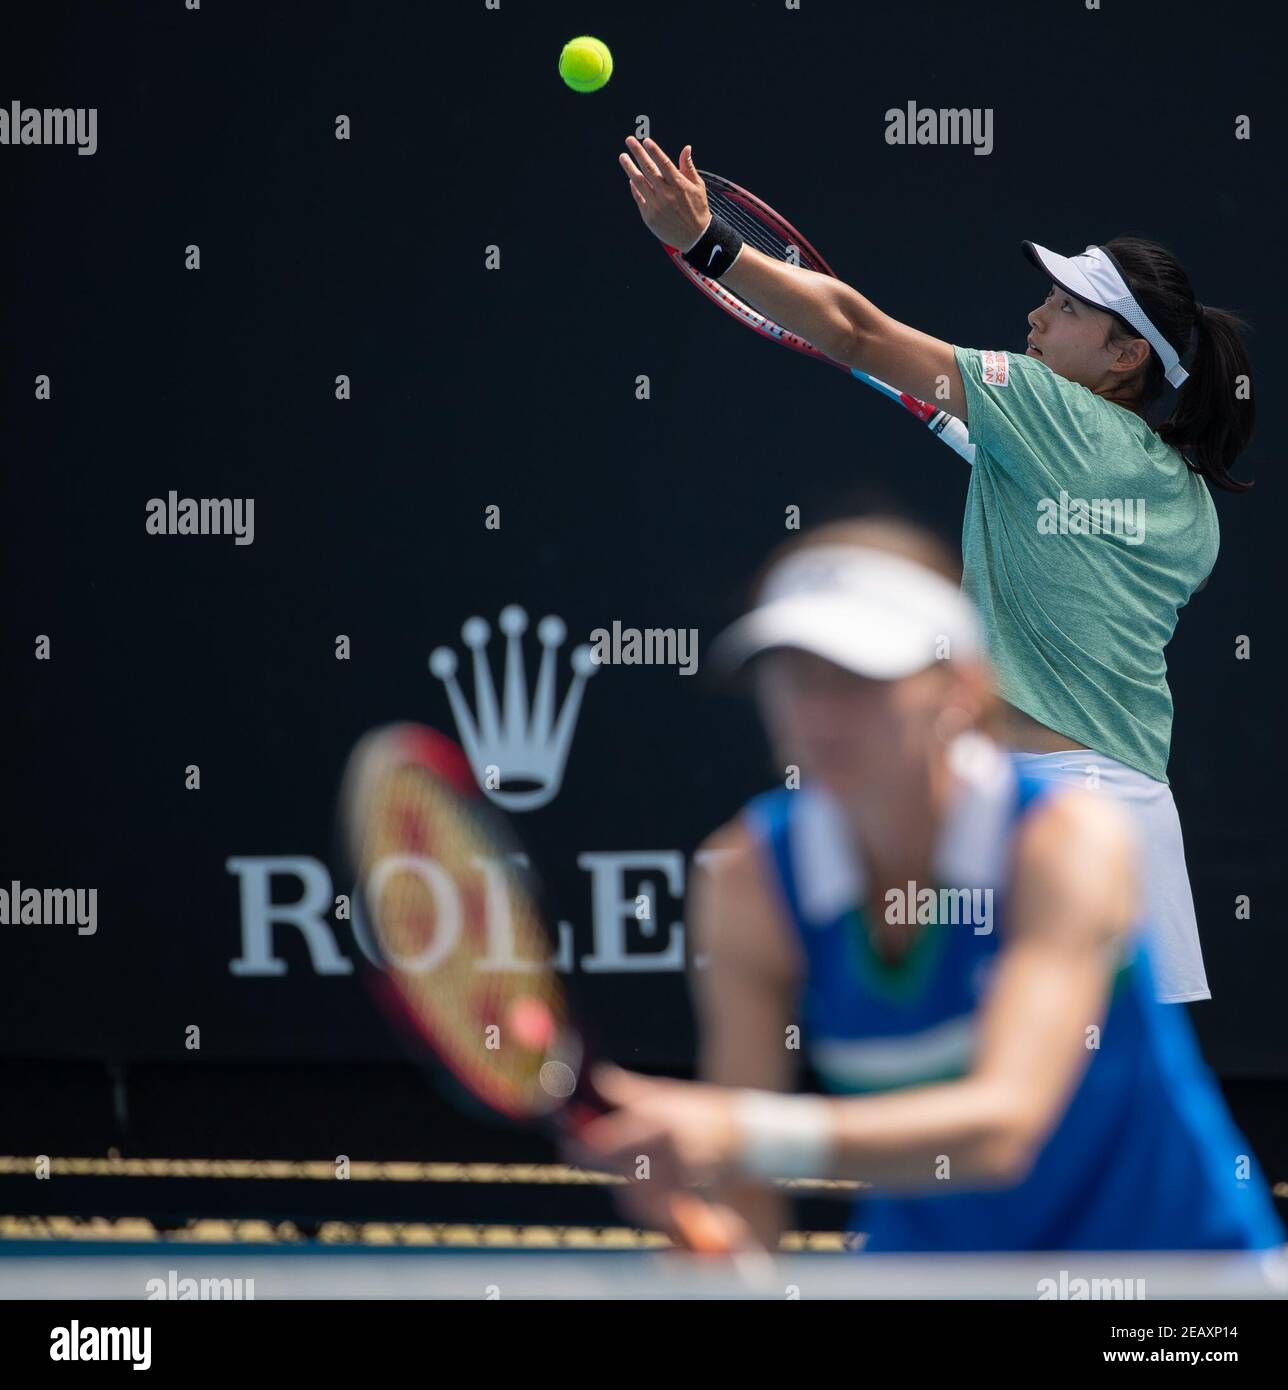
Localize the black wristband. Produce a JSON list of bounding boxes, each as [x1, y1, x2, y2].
[[681, 214, 744, 280]]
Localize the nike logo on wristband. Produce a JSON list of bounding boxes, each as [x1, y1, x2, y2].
[[707, 244, 723, 267]]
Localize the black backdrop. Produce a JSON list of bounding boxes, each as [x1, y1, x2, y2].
[[3, 0, 1286, 1122]]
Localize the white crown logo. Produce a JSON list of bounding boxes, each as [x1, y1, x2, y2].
[[429, 604, 597, 812]]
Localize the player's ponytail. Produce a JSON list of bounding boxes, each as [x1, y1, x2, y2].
[[1104, 236, 1254, 492], [1160, 302, 1254, 492]]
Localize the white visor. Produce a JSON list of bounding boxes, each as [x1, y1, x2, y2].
[[712, 545, 981, 681], [1023, 241, 1189, 388]]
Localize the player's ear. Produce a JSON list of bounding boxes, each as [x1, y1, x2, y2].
[[1109, 332, 1150, 375]]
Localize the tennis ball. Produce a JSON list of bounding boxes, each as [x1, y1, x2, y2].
[[558, 36, 613, 93]]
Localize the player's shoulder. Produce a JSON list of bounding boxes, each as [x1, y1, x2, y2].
[[697, 782, 810, 884], [1010, 782, 1139, 936], [694, 812, 766, 891], [1018, 778, 1136, 864], [958, 344, 1097, 402], [1033, 773, 1132, 829], [692, 813, 801, 977]]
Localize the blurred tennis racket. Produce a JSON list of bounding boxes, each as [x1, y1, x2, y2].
[[665, 170, 976, 464], [339, 721, 737, 1253]]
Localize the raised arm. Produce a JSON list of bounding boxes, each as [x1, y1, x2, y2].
[[620, 136, 966, 418]]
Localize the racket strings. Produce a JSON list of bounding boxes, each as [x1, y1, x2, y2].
[[703, 177, 831, 274], [362, 764, 568, 1116], [707, 192, 793, 261]]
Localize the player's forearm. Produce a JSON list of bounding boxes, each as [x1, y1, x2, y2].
[[720, 246, 880, 365], [830, 1079, 1039, 1188], [737, 1078, 1039, 1192]]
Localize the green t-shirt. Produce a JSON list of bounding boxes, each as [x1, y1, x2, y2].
[[953, 346, 1218, 784]]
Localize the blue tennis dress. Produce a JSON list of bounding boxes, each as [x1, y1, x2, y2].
[[744, 736, 1284, 1253]]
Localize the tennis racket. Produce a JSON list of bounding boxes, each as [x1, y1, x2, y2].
[[339, 721, 737, 1253], [665, 170, 976, 465]]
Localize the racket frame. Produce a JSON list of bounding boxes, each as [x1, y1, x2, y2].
[[339, 724, 738, 1254], [665, 171, 976, 463]]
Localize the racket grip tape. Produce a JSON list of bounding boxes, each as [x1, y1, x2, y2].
[[928, 411, 977, 464]]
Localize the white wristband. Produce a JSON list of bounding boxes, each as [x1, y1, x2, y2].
[[733, 1090, 835, 1181]]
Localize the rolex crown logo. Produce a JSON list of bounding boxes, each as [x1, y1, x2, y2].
[[428, 605, 597, 812]]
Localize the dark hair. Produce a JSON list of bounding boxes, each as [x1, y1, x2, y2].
[[1103, 236, 1253, 492]]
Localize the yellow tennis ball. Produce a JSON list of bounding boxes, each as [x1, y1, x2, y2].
[[559, 36, 613, 93]]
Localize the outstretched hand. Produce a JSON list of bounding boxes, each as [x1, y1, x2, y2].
[[564, 1065, 765, 1254], [618, 137, 711, 253], [569, 1063, 742, 1190]]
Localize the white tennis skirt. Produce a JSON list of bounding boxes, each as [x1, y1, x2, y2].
[[1010, 749, 1210, 1004]]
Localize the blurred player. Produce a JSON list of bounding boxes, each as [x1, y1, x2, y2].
[[575, 518, 1283, 1254]]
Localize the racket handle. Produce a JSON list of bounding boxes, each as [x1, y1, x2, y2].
[[667, 1193, 741, 1256], [928, 411, 977, 465], [851, 368, 977, 464]]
